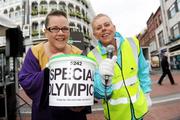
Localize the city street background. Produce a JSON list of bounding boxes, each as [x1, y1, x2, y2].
[[17, 69, 180, 120]]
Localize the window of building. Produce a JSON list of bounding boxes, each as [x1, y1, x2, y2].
[[171, 23, 180, 39], [168, 4, 176, 19], [177, 0, 180, 11], [159, 15, 162, 24], [149, 41, 157, 52], [158, 31, 164, 47], [9, 8, 14, 19]]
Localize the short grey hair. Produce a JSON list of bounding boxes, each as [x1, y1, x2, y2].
[[91, 13, 112, 28]]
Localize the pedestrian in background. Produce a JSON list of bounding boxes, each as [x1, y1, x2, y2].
[[158, 54, 175, 85], [18, 10, 90, 120], [87, 13, 152, 120]]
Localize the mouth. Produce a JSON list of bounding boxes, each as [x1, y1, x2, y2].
[[56, 38, 65, 41], [101, 33, 110, 39]]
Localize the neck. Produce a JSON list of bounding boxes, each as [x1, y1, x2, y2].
[[44, 42, 68, 58]]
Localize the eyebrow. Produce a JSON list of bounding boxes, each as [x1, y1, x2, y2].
[[95, 22, 111, 27], [48, 25, 69, 28]]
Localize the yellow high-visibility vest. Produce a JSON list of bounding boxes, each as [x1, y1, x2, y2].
[[88, 37, 148, 120]]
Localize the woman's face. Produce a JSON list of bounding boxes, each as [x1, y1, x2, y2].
[[92, 16, 116, 46], [45, 15, 70, 52]]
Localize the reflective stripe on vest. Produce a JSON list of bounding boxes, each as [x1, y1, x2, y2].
[[127, 37, 138, 65], [109, 90, 140, 105], [92, 47, 102, 63], [112, 75, 137, 90]]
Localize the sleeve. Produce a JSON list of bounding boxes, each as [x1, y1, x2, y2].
[[18, 49, 45, 103], [138, 48, 152, 93], [93, 69, 113, 99], [87, 51, 113, 99]]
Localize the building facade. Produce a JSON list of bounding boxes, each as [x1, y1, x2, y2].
[[138, 7, 162, 68], [159, 0, 180, 69], [138, 0, 180, 70]]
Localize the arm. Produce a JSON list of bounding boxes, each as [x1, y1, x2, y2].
[[138, 48, 152, 93], [18, 49, 45, 102]]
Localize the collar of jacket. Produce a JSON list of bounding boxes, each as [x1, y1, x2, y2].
[[97, 32, 124, 55]]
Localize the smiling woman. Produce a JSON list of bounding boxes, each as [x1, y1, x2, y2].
[[18, 10, 91, 120]]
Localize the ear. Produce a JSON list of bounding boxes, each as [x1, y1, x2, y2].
[[93, 31, 97, 38], [44, 29, 48, 38]]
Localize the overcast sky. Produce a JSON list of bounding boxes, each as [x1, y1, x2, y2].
[[90, 0, 160, 37]]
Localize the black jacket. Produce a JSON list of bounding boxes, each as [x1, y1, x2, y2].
[[161, 56, 169, 72]]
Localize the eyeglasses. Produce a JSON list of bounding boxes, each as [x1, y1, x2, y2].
[[46, 26, 69, 33]]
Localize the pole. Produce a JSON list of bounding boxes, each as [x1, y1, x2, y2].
[[1, 53, 8, 120]]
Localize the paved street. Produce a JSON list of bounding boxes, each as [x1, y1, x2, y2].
[[17, 69, 180, 120], [87, 70, 180, 120]]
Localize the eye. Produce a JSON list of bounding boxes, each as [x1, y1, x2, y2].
[[104, 22, 111, 27], [96, 26, 102, 31], [61, 27, 69, 31], [50, 27, 59, 31]]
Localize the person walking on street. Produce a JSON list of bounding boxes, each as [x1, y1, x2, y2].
[[87, 13, 152, 120], [18, 10, 90, 120], [158, 54, 175, 85]]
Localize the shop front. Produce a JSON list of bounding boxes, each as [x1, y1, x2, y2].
[[169, 39, 180, 70], [170, 53, 180, 70]]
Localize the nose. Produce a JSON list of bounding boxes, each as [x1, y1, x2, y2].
[[102, 26, 106, 32], [57, 29, 64, 34]]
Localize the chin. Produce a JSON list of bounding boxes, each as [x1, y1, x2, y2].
[[103, 42, 111, 46], [57, 45, 66, 50]]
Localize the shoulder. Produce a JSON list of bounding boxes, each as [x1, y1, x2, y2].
[[70, 45, 82, 54], [126, 36, 140, 54], [87, 46, 100, 59], [32, 42, 44, 51], [31, 42, 45, 58]]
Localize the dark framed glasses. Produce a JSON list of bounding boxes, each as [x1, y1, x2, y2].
[[46, 26, 69, 33]]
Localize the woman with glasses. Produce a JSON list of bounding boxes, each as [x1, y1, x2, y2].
[[18, 10, 90, 120]]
